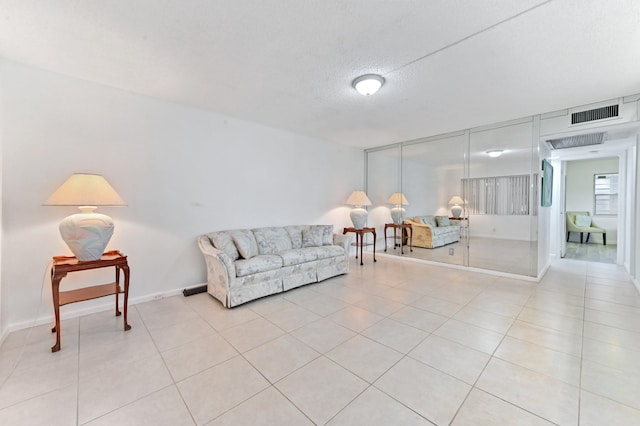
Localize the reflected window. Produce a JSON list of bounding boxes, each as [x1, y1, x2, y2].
[[463, 174, 535, 215]]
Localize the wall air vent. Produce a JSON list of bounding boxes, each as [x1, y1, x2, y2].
[[571, 104, 619, 124], [546, 132, 606, 150]]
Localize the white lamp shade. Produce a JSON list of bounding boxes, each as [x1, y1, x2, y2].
[[45, 174, 125, 261], [448, 196, 465, 205], [346, 190, 372, 207], [45, 173, 126, 206], [388, 193, 409, 205]]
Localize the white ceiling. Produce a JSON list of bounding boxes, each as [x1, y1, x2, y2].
[[1, 1, 639, 149]]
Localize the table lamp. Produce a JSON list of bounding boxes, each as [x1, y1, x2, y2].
[[44, 173, 126, 261], [388, 192, 409, 225], [448, 195, 465, 218], [345, 190, 372, 230]]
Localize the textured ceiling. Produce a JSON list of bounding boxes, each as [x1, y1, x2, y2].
[[1, 1, 639, 148]]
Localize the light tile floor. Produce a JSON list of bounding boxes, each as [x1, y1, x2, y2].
[[1, 256, 640, 425]]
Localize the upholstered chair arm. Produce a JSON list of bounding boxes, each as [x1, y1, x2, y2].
[[197, 235, 235, 307], [334, 233, 353, 250]]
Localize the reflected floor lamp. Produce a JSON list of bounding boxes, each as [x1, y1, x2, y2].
[[45, 173, 126, 261]]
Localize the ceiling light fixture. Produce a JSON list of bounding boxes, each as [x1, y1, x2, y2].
[[486, 150, 504, 158], [352, 74, 385, 96]]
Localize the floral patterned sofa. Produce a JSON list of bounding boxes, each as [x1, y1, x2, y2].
[[197, 225, 351, 307], [403, 215, 460, 249]]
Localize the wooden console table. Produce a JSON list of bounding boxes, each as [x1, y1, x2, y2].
[[384, 223, 413, 254], [50, 250, 131, 352], [343, 227, 377, 265]]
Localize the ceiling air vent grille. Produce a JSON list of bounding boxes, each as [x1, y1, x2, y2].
[[546, 132, 606, 150], [571, 104, 619, 124]]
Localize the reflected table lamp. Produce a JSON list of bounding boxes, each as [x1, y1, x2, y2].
[[388, 192, 409, 225], [448, 195, 465, 218], [44, 173, 126, 261], [345, 190, 372, 230]]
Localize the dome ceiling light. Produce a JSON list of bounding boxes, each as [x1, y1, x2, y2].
[[486, 150, 504, 158], [352, 74, 385, 96]]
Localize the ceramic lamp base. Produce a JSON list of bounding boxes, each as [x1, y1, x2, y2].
[[450, 205, 462, 218], [350, 207, 368, 230], [390, 206, 406, 225], [59, 212, 114, 261]]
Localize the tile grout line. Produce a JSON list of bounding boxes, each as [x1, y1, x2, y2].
[[447, 276, 558, 425]]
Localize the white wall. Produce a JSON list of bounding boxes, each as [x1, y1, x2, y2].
[[0, 60, 363, 332], [565, 157, 619, 244]]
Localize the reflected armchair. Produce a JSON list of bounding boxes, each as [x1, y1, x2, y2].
[[566, 211, 606, 245]]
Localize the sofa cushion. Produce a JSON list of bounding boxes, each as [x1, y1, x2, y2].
[[207, 231, 240, 261], [313, 245, 345, 260], [302, 226, 324, 247], [235, 255, 283, 277], [319, 225, 334, 245], [420, 216, 437, 228], [285, 225, 306, 249], [279, 248, 319, 266], [232, 230, 259, 259], [436, 216, 451, 227], [575, 214, 591, 227], [253, 227, 293, 254], [431, 225, 458, 236]]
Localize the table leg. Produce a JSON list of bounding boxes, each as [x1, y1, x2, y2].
[[51, 272, 62, 353], [409, 226, 413, 252], [122, 264, 131, 331], [359, 232, 364, 265], [115, 266, 121, 317], [384, 225, 388, 252], [372, 230, 377, 262]]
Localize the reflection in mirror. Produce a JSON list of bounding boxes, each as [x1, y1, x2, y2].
[[397, 133, 468, 266], [467, 120, 538, 276], [366, 145, 401, 255], [365, 118, 540, 277]]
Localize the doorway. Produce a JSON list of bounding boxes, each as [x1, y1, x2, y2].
[[562, 157, 619, 263]]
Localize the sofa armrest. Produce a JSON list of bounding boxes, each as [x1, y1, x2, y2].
[[197, 235, 235, 307], [407, 222, 434, 234], [333, 233, 352, 251]]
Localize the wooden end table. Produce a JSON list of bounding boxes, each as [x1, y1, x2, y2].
[[50, 250, 131, 352], [343, 227, 377, 265], [384, 223, 413, 255]]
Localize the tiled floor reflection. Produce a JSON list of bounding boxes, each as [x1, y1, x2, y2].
[[394, 237, 536, 276], [1, 256, 639, 425]]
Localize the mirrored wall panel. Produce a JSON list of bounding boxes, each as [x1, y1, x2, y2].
[[398, 133, 468, 267], [366, 145, 401, 255], [366, 119, 539, 277], [467, 120, 538, 276]]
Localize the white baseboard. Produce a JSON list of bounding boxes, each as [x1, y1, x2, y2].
[[1, 285, 200, 343]]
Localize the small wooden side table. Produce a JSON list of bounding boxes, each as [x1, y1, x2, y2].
[[50, 250, 131, 352], [384, 223, 413, 255], [343, 227, 377, 265]]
